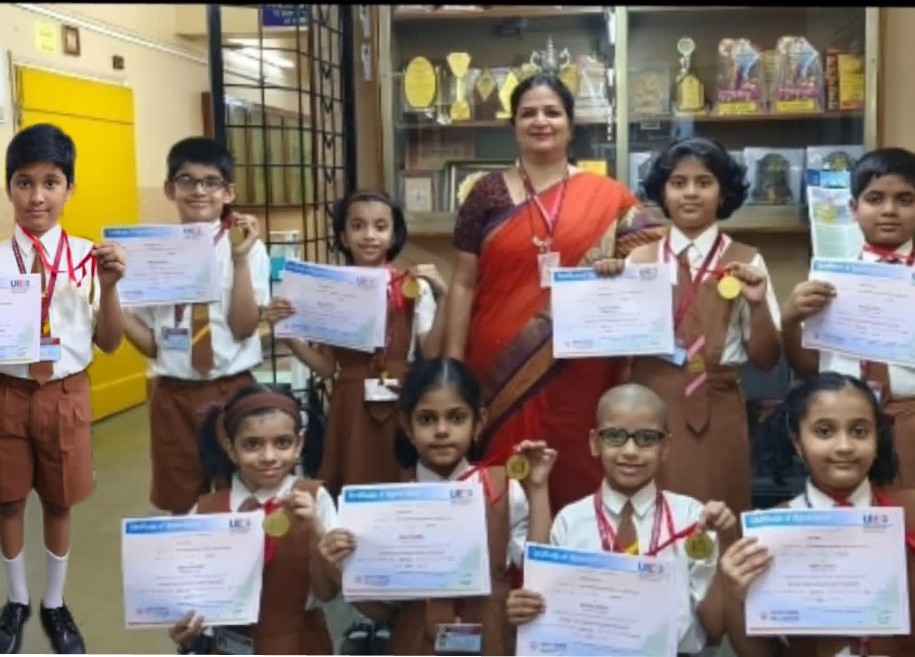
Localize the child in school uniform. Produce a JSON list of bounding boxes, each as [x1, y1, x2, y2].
[[0, 123, 127, 653], [167, 384, 337, 655], [781, 147, 915, 488], [598, 137, 782, 518], [505, 383, 737, 656], [720, 371, 915, 656], [122, 137, 271, 515], [265, 190, 448, 496], [317, 357, 555, 655]]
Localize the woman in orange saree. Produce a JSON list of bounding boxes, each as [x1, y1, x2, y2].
[[445, 74, 663, 513]]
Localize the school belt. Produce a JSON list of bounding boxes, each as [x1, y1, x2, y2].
[[336, 361, 409, 383], [0, 370, 87, 392], [155, 370, 253, 388]]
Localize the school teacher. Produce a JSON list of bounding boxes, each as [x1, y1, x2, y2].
[[445, 73, 664, 512]]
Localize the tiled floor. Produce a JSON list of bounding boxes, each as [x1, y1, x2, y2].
[[9, 402, 735, 655]]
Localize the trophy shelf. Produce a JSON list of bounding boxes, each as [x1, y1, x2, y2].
[[392, 6, 605, 23], [396, 117, 610, 130], [630, 110, 863, 125]]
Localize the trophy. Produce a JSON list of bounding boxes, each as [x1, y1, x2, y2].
[[446, 52, 472, 121], [495, 68, 519, 120], [473, 67, 500, 120], [530, 36, 570, 75], [402, 56, 438, 115], [674, 37, 706, 115]]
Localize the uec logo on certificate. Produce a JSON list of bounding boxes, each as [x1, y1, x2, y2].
[[637, 561, 665, 580], [229, 517, 253, 533]]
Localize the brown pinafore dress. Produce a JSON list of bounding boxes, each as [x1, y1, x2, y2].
[[318, 292, 415, 497], [386, 467, 515, 656], [735, 492, 915, 657], [196, 480, 333, 655], [628, 237, 760, 520]]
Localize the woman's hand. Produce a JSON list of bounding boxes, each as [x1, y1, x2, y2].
[[592, 258, 625, 277], [506, 589, 546, 625], [719, 536, 773, 601], [168, 610, 205, 648]]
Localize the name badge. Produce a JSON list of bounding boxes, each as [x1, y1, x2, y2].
[[656, 340, 687, 367], [213, 628, 254, 655], [538, 251, 560, 289], [364, 378, 399, 402], [39, 337, 61, 362], [434, 623, 482, 656], [161, 327, 190, 352]]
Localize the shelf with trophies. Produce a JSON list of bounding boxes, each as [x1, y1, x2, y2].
[[622, 6, 877, 234], [380, 5, 616, 234]]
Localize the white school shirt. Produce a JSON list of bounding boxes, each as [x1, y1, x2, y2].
[[191, 472, 338, 611], [130, 220, 271, 380], [415, 459, 529, 568], [0, 224, 101, 381], [389, 272, 436, 361], [628, 224, 782, 366], [818, 240, 915, 396], [786, 478, 873, 510], [550, 480, 717, 654]]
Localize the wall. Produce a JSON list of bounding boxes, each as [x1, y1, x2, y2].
[[880, 8, 915, 150]]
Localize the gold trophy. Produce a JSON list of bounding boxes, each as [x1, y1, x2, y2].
[[446, 52, 472, 121], [402, 56, 438, 114], [496, 68, 519, 120], [674, 37, 707, 116]]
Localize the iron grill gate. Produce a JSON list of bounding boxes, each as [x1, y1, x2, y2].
[[206, 4, 356, 469]]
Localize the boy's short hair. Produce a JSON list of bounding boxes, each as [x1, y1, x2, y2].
[[166, 137, 235, 183], [5, 123, 76, 188], [850, 147, 915, 199]]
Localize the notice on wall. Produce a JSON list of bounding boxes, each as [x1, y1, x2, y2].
[[34, 21, 60, 55]]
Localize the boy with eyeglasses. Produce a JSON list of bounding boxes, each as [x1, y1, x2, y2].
[[505, 383, 738, 656], [121, 137, 271, 515]]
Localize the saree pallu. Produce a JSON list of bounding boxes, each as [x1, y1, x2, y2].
[[465, 172, 663, 513]]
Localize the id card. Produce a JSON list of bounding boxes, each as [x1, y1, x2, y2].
[[656, 341, 687, 367], [213, 628, 254, 655], [161, 327, 190, 352], [434, 623, 482, 656], [363, 378, 399, 403], [39, 337, 61, 363], [538, 251, 560, 289]]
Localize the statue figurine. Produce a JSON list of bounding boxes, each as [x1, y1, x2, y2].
[[752, 153, 793, 204]]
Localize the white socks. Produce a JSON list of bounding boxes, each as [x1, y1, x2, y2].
[[42, 550, 68, 609], [2, 552, 28, 605]]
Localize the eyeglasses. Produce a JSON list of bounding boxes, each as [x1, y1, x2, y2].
[[596, 427, 666, 448], [172, 175, 227, 193]]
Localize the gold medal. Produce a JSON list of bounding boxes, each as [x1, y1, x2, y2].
[[687, 354, 705, 375], [41, 317, 51, 338], [263, 508, 291, 538], [228, 226, 246, 247], [717, 274, 741, 300], [400, 276, 421, 300], [505, 453, 530, 480], [684, 531, 715, 561]]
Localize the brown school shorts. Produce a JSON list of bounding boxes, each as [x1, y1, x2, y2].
[[0, 372, 94, 508], [149, 371, 254, 514]]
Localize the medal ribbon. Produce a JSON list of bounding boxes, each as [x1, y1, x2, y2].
[[860, 244, 915, 266], [521, 166, 569, 248], [13, 235, 66, 336], [457, 443, 518, 504], [261, 496, 282, 565], [175, 219, 234, 324], [388, 267, 409, 311], [593, 489, 698, 556], [16, 227, 95, 288], [663, 232, 726, 329]]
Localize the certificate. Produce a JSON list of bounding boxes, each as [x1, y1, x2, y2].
[[802, 258, 915, 367], [0, 275, 41, 364], [121, 513, 265, 628], [103, 225, 220, 307], [550, 265, 674, 359], [274, 260, 388, 353], [517, 544, 679, 657], [741, 508, 910, 636], [337, 482, 491, 601]]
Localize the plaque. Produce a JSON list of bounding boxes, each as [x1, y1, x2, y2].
[[751, 153, 793, 205], [446, 52, 473, 121], [473, 67, 500, 120], [630, 65, 670, 116], [772, 36, 824, 114], [715, 38, 764, 115], [674, 37, 706, 116], [496, 69, 519, 120], [403, 56, 438, 111]]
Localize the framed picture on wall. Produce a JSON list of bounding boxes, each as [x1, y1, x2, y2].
[[400, 171, 440, 213], [445, 160, 511, 212], [62, 25, 80, 57]]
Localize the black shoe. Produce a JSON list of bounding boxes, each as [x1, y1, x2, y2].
[[0, 601, 31, 654], [39, 603, 84, 654]]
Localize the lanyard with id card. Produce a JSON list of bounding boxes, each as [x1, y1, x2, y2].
[[434, 600, 482, 656], [364, 296, 399, 402], [12, 235, 66, 363], [522, 166, 568, 289]]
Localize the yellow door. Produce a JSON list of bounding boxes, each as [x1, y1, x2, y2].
[[15, 66, 147, 420]]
